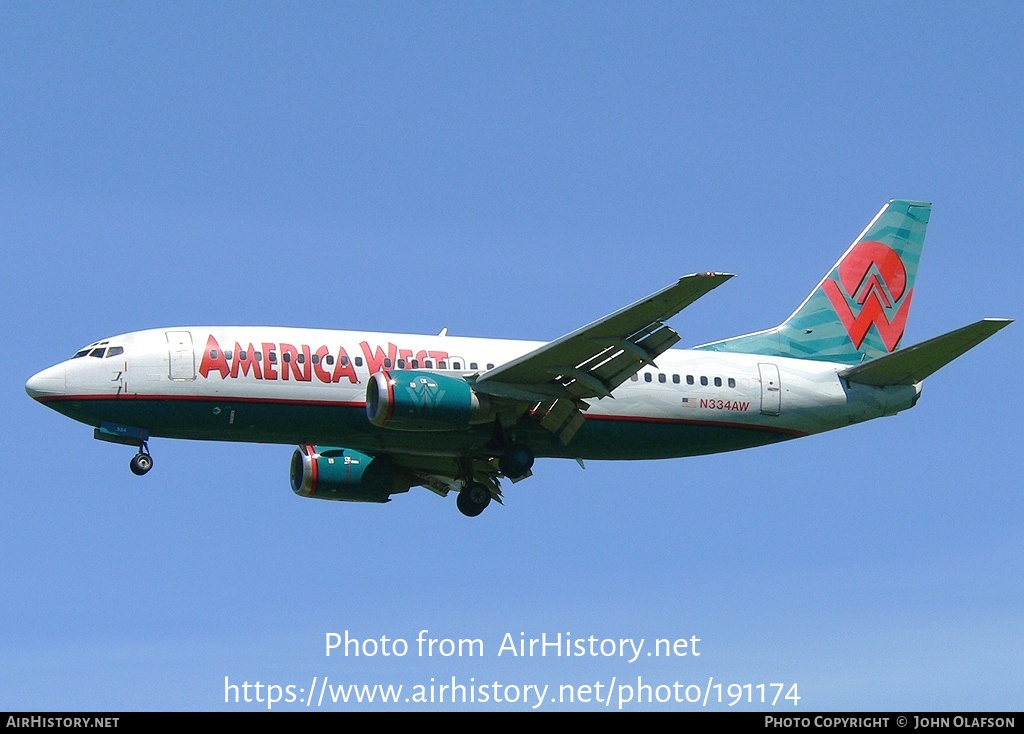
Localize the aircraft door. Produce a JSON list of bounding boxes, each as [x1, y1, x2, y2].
[[167, 331, 196, 380], [758, 362, 781, 416]]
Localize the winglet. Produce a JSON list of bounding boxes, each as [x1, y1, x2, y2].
[[840, 318, 1012, 386]]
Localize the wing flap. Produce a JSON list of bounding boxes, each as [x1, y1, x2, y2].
[[533, 398, 588, 445], [840, 318, 1012, 386]]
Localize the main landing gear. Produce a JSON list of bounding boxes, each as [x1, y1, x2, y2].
[[456, 482, 491, 518], [129, 443, 153, 476], [453, 434, 533, 518]]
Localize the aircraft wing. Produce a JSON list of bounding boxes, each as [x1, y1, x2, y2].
[[474, 273, 734, 443]]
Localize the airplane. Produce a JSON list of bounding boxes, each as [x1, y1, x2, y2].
[[25, 200, 1012, 517]]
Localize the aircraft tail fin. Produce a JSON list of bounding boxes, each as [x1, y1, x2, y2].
[[839, 319, 1012, 386], [696, 200, 931, 364]]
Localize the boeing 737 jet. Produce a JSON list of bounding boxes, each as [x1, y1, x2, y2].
[[26, 201, 1011, 516]]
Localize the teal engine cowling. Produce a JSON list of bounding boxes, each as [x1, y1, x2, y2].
[[290, 444, 410, 502], [366, 370, 492, 431]]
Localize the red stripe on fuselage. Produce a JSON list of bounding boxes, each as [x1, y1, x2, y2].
[[37, 395, 805, 437], [36, 394, 366, 409], [586, 412, 808, 437]]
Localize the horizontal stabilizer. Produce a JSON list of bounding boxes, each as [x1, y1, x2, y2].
[[840, 319, 1013, 386]]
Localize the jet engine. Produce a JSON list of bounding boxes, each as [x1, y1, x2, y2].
[[290, 444, 410, 502], [365, 370, 492, 431]]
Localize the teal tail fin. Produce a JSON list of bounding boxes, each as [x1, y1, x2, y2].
[[696, 199, 931, 364]]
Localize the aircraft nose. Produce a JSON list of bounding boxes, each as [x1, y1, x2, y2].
[[25, 364, 67, 400]]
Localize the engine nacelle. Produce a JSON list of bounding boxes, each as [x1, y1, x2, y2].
[[290, 444, 409, 502], [365, 370, 491, 431]]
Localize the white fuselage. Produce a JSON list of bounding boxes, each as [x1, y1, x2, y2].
[[27, 326, 921, 461]]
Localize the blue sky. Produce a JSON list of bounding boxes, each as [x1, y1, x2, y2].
[[2, 2, 1021, 711]]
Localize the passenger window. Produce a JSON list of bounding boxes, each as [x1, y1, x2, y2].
[[672, 374, 679, 384], [384, 358, 392, 368], [687, 375, 694, 385], [644, 373, 652, 382], [283, 353, 291, 363], [397, 359, 406, 368], [411, 360, 419, 368], [631, 373, 639, 382], [439, 361, 447, 369], [425, 360, 433, 368], [297, 353, 306, 364], [340, 356, 349, 366], [728, 378, 736, 388], [311, 354, 320, 365], [209, 349, 218, 360], [700, 376, 708, 386], [238, 350, 247, 360], [269, 352, 277, 364], [325, 355, 334, 365], [453, 361, 461, 370], [355, 357, 363, 367], [107, 346, 124, 358], [486, 363, 494, 369], [470, 362, 478, 370], [254, 351, 262, 361], [225, 350, 233, 361], [714, 377, 722, 387], [658, 374, 666, 383]]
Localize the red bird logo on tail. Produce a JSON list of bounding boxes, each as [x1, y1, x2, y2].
[[822, 240, 913, 352]]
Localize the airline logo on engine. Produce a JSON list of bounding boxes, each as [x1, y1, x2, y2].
[[405, 376, 446, 408], [197, 335, 451, 384]]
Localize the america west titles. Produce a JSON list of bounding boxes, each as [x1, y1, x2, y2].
[[198, 335, 454, 385]]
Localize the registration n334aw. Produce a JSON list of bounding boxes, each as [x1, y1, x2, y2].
[[26, 201, 1012, 517]]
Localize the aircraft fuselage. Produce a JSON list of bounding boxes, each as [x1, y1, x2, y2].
[[27, 326, 917, 461]]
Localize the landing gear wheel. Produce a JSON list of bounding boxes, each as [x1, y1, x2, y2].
[[499, 443, 534, 479], [457, 482, 491, 517], [129, 452, 153, 476]]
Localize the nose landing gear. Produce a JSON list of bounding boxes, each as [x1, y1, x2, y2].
[[93, 422, 154, 477], [129, 443, 153, 476]]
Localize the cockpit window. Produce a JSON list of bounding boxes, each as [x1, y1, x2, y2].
[[72, 340, 113, 359], [107, 346, 124, 358]]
